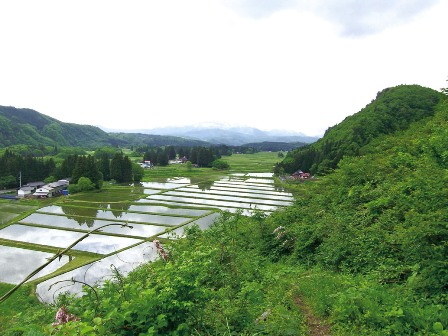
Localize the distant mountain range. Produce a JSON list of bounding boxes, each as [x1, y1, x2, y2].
[[105, 125, 319, 146], [0, 106, 318, 149]]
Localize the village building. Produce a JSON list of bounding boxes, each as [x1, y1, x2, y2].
[[17, 180, 69, 198], [138, 161, 153, 168], [33, 180, 69, 198], [291, 169, 311, 180], [16, 181, 45, 198], [17, 186, 37, 198]]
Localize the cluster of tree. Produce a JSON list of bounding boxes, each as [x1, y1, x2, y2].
[[241, 141, 306, 152], [0, 147, 144, 191], [275, 85, 444, 175], [0, 150, 55, 188], [0, 142, 266, 190], [0, 135, 308, 191], [135, 143, 289, 167], [135, 145, 234, 167], [61, 152, 144, 193]]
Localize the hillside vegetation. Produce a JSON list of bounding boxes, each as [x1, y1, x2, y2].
[[0, 106, 209, 149], [276, 85, 443, 175], [1, 85, 448, 335]]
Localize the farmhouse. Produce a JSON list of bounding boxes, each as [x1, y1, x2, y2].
[[17, 181, 45, 198], [17, 186, 37, 198], [30, 180, 69, 198], [138, 161, 153, 168], [291, 170, 311, 180]]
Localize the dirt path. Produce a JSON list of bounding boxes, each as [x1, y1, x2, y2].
[[295, 297, 332, 336]]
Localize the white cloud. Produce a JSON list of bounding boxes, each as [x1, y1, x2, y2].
[[0, 0, 447, 137], [226, 0, 440, 36]]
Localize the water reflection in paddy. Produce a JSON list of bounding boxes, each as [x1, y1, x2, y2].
[[176, 186, 294, 201], [94, 211, 190, 225], [158, 213, 221, 239], [143, 189, 163, 195], [214, 181, 276, 191], [136, 199, 269, 215], [36, 206, 191, 226], [140, 182, 186, 189], [142, 195, 281, 211], [245, 178, 275, 184], [126, 205, 211, 217], [246, 173, 274, 178], [20, 213, 168, 238], [0, 224, 142, 254], [166, 177, 191, 184], [162, 191, 293, 206], [40, 204, 209, 217], [0, 245, 70, 285], [188, 185, 292, 197], [36, 241, 158, 303]]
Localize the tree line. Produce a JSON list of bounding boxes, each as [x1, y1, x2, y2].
[[0, 149, 55, 189], [0, 144, 260, 191]]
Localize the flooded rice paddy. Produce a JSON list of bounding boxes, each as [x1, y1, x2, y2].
[[0, 172, 294, 302]]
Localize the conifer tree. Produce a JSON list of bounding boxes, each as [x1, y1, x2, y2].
[[97, 153, 111, 181], [110, 153, 133, 183], [71, 155, 102, 188]]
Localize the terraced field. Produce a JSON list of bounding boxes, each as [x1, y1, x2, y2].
[[0, 172, 294, 303]]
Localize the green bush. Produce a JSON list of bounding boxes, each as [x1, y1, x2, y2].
[[67, 177, 95, 194], [211, 159, 230, 170]]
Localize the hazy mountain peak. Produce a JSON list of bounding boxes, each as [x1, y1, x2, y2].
[[123, 124, 320, 146]]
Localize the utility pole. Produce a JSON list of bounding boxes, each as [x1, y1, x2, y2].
[[19, 171, 22, 189]]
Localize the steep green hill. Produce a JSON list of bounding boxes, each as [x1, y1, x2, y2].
[[276, 85, 444, 175], [0, 106, 114, 148], [0, 106, 209, 148]]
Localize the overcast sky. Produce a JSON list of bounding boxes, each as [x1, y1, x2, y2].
[[1, 0, 447, 136]]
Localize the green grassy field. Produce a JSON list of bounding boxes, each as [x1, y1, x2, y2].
[[142, 151, 282, 182]]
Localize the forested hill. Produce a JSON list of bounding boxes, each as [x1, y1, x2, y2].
[[0, 106, 116, 148], [0, 106, 209, 148], [275, 85, 445, 175]]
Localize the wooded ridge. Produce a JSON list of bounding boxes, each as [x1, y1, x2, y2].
[[275, 84, 444, 175]]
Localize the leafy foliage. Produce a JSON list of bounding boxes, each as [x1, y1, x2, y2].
[[110, 152, 133, 183], [276, 85, 444, 175], [71, 155, 103, 188], [211, 159, 230, 170]]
